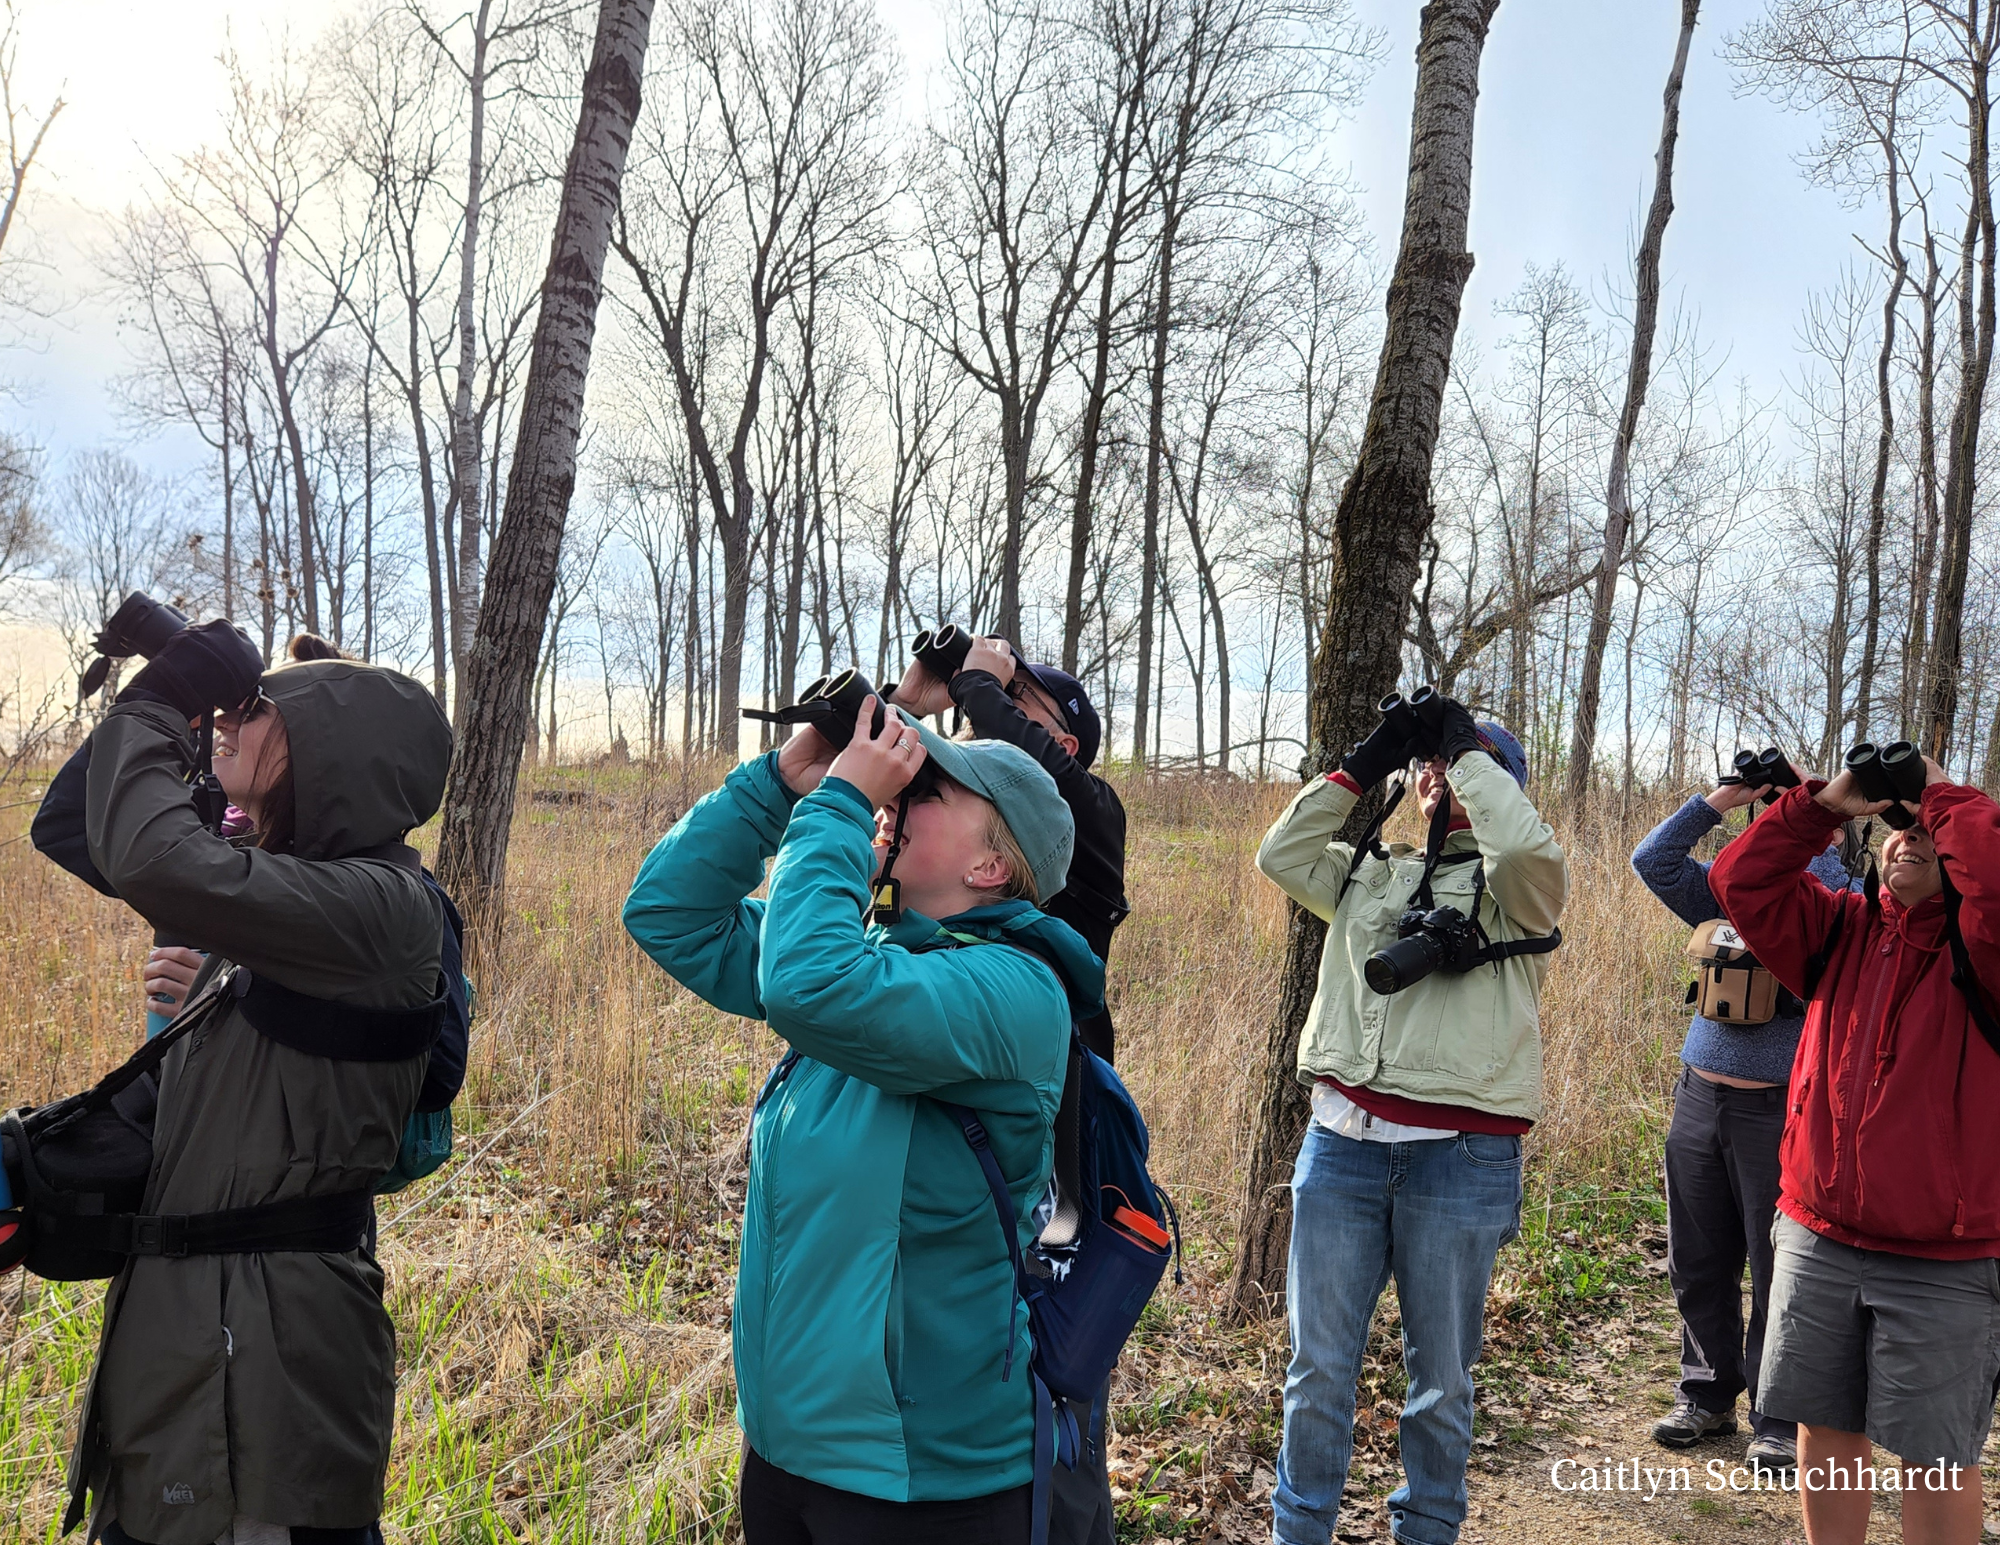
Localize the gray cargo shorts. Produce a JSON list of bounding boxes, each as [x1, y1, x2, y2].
[[1760, 1212, 2000, 1465]]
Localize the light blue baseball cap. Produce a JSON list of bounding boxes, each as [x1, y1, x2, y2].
[[902, 716, 1075, 902]]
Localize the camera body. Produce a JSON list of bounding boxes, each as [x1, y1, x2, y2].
[[80, 592, 190, 698], [1365, 902, 1487, 995]]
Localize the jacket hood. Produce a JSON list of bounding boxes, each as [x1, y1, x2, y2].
[[259, 660, 452, 861], [911, 899, 1107, 1022]]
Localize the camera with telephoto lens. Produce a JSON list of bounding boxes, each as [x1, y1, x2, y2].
[[79, 592, 190, 698], [911, 625, 973, 680], [1844, 740, 1927, 830], [1365, 902, 1488, 995]]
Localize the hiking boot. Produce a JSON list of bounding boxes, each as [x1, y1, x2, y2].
[[1747, 1433, 1798, 1474], [1651, 1398, 1738, 1448]]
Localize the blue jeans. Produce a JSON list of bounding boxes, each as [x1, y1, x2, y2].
[[1273, 1122, 1522, 1545]]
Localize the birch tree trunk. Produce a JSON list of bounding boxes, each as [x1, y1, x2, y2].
[[449, 0, 495, 680], [1228, 0, 1500, 1320], [435, 0, 653, 929], [1565, 0, 1697, 815]]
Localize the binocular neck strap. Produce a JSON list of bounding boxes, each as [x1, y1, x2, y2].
[[871, 791, 914, 926], [1410, 793, 1459, 913], [1332, 777, 1405, 912]]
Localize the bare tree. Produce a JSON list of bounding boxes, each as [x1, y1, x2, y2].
[[1568, 0, 1700, 814], [613, 0, 893, 748], [436, 0, 654, 927], [1230, 0, 1501, 1319]]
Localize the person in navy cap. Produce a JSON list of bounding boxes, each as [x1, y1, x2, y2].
[[892, 637, 1129, 1063], [892, 632, 1131, 1545]]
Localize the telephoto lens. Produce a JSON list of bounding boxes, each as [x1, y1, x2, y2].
[[1845, 742, 1918, 831]]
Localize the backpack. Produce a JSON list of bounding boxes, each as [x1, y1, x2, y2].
[[944, 1021, 1181, 1545], [376, 869, 474, 1194]]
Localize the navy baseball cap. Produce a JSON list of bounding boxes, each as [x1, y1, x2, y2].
[[1015, 658, 1102, 769]]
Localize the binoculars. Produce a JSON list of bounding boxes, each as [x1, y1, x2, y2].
[[1376, 686, 1448, 758], [743, 668, 938, 798], [911, 625, 973, 680], [1845, 740, 1927, 830], [1723, 747, 1802, 801], [80, 591, 191, 699]]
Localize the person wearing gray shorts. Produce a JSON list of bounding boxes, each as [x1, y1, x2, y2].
[[1712, 754, 2000, 1545]]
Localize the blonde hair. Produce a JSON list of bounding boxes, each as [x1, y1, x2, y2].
[[979, 805, 1040, 905]]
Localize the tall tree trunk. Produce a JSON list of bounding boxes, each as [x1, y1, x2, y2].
[[1566, 0, 1698, 816], [1924, 15, 1997, 759], [1856, 114, 1906, 742], [1130, 226, 1177, 766], [1227, 0, 1500, 1321], [435, 0, 653, 930], [450, 0, 494, 682], [1903, 229, 1942, 733]]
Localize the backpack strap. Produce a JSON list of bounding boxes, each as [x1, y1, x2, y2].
[[237, 970, 449, 1063], [941, 1102, 1028, 1383], [1941, 873, 2000, 1059]]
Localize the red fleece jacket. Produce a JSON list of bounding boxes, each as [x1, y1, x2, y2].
[[1709, 780, 2000, 1259]]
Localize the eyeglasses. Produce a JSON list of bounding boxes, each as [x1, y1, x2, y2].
[[215, 693, 270, 731], [1007, 674, 1072, 735]]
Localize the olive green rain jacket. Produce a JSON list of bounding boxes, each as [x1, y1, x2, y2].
[[68, 660, 450, 1545]]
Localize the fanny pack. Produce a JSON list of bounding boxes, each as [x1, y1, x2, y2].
[[0, 963, 443, 1281], [1684, 918, 1798, 1026]]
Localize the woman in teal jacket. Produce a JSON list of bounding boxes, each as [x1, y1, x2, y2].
[[624, 697, 1104, 1544]]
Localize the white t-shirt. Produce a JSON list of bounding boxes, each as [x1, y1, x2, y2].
[[1310, 1079, 1459, 1143]]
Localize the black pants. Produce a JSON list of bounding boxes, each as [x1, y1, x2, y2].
[[1048, 1376, 1116, 1545], [740, 1447, 1032, 1545], [1662, 1067, 1793, 1439], [104, 1525, 383, 1544]]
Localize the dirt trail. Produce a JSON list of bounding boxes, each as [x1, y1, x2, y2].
[[1455, 1291, 2000, 1545]]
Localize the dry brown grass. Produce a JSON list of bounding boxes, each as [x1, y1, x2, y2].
[[0, 760, 1699, 1542]]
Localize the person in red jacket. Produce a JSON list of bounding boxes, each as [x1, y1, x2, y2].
[[1710, 755, 2000, 1545]]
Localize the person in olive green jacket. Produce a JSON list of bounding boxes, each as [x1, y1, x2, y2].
[[44, 623, 449, 1545], [1256, 695, 1567, 1545], [624, 697, 1102, 1544]]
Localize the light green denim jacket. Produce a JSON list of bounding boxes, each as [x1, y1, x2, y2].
[[1256, 752, 1569, 1120]]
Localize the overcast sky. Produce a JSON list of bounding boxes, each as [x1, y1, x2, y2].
[[0, 0, 1861, 474]]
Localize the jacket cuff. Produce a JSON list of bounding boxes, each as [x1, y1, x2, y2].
[[811, 775, 878, 824], [1683, 793, 1723, 831], [948, 668, 1005, 703]]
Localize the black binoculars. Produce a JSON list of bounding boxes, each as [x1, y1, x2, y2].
[[1724, 747, 1802, 801], [911, 625, 973, 680], [80, 592, 191, 698], [1844, 740, 1927, 830], [1376, 686, 1447, 759], [743, 668, 938, 798]]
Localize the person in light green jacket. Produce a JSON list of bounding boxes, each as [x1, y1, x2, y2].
[[624, 696, 1104, 1545], [1255, 695, 1567, 1545]]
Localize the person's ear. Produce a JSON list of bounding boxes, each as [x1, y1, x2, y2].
[[964, 848, 1011, 893], [1054, 730, 1080, 760]]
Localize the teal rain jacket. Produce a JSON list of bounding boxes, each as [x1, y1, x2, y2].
[[623, 753, 1105, 1502]]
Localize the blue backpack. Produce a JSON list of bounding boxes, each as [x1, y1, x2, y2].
[[376, 870, 473, 1194], [943, 1024, 1181, 1545]]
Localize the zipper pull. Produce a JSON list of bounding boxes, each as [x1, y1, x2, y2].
[[1953, 1199, 1966, 1239]]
